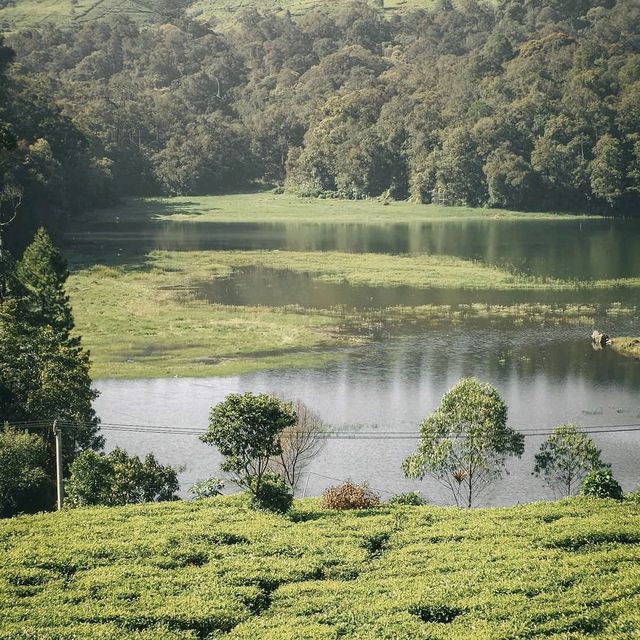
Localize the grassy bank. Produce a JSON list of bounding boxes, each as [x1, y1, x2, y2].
[[68, 250, 639, 379], [85, 192, 601, 226], [610, 337, 640, 360], [67, 260, 360, 380], [1, 496, 639, 638]]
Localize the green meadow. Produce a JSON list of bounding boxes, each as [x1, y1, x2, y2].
[[0, 0, 485, 31], [1, 496, 639, 639], [89, 192, 599, 225]]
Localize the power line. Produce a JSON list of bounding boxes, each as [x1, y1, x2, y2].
[[6, 419, 640, 440]]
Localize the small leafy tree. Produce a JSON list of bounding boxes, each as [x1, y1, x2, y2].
[[66, 448, 179, 507], [201, 393, 297, 499], [403, 378, 524, 508], [190, 477, 225, 499], [269, 400, 325, 492], [533, 423, 604, 497], [0, 426, 49, 517], [581, 468, 623, 500], [249, 471, 293, 514]]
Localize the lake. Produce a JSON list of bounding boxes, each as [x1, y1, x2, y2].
[[72, 212, 640, 505]]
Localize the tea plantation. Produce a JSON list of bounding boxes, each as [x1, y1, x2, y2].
[[1, 496, 639, 639]]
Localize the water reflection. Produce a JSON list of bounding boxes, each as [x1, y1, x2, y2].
[[67, 217, 640, 279], [193, 266, 640, 309], [95, 324, 640, 506]]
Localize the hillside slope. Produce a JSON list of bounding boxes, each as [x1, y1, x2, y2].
[[0, 0, 438, 30], [1, 497, 639, 638]]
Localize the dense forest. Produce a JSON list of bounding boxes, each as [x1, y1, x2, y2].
[[1, 0, 640, 247]]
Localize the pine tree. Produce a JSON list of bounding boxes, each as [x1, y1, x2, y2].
[[16, 227, 74, 340], [0, 228, 102, 513]]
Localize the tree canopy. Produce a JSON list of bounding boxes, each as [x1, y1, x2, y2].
[[0, 0, 637, 251], [403, 378, 525, 507]]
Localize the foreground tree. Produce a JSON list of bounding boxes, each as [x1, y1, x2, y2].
[[201, 393, 297, 499], [403, 379, 524, 508], [0, 229, 100, 514], [533, 423, 604, 497], [65, 448, 179, 507], [0, 426, 49, 517], [270, 400, 325, 492]]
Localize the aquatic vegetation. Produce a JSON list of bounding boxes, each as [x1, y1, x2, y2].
[[67, 251, 639, 378], [610, 337, 640, 360], [1, 497, 639, 638]]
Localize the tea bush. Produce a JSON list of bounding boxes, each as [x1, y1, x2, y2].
[[387, 492, 426, 506], [581, 468, 624, 500], [1, 496, 639, 638], [250, 472, 293, 514], [320, 481, 381, 510]]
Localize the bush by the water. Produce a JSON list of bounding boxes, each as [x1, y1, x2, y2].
[[250, 471, 293, 514], [581, 469, 624, 500], [388, 492, 426, 506], [190, 477, 225, 500], [320, 480, 381, 510]]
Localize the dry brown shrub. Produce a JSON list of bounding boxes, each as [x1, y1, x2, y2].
[[320, 480, 381, 510]]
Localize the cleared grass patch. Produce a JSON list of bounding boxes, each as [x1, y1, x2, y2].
[[85, 192, 601, 226], [1, 497, 639, 638]]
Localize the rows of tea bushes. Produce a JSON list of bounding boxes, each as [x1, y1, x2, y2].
[[1, 496, 639, 638]]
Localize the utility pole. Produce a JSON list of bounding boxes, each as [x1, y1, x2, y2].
[[53, 420, 64, 510]]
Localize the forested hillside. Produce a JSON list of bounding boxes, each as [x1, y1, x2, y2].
[[1, 0, 639, 247]]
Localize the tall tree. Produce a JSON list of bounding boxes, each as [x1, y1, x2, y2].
[[16, 227, 74, 339], [403, 378, 524, 508], [533, 423, 604, 497]]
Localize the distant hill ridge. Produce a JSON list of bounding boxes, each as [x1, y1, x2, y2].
[[0, 0, 454, 30]]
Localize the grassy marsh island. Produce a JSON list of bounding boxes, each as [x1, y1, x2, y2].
[[610, 338, 640, 360], [68, 244, 639, 379]]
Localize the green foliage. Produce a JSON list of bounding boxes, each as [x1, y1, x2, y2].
[[249, 471, 293, 514], [201, 393, 297, 496], [320, 480, 381, 510], [533, 423, 604, 497], [0, 227, 100, 471], [3, 0, 640, 216], [0, 497, 639, 638], [387, 492, 426, 506], [581, 468, 624, 500], [403, 378, 524, 508], [66, 448, 179, 508], [190, 477, 225, 500], [16, 227, 73, 338], [0, 426, 49, 517]]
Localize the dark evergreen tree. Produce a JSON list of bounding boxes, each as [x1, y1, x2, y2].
[[16, 227, 74, 339]]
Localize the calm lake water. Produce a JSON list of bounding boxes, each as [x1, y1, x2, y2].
[[71, 212, 640, 505]]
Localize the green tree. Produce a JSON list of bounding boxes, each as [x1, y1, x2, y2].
[[581, 468, 623, 500], [16, 227, 74, 339], [201, 392, 296, 498], [66, 448, 179, 507], [484, 148, 536, 209], [533, 423, 604, 497], [589, 134, 625, 206], [0, 426, 49, 517], [64, 449, 114, 507], [0, 298, 101, 466], [403, 379, 524, 508]]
